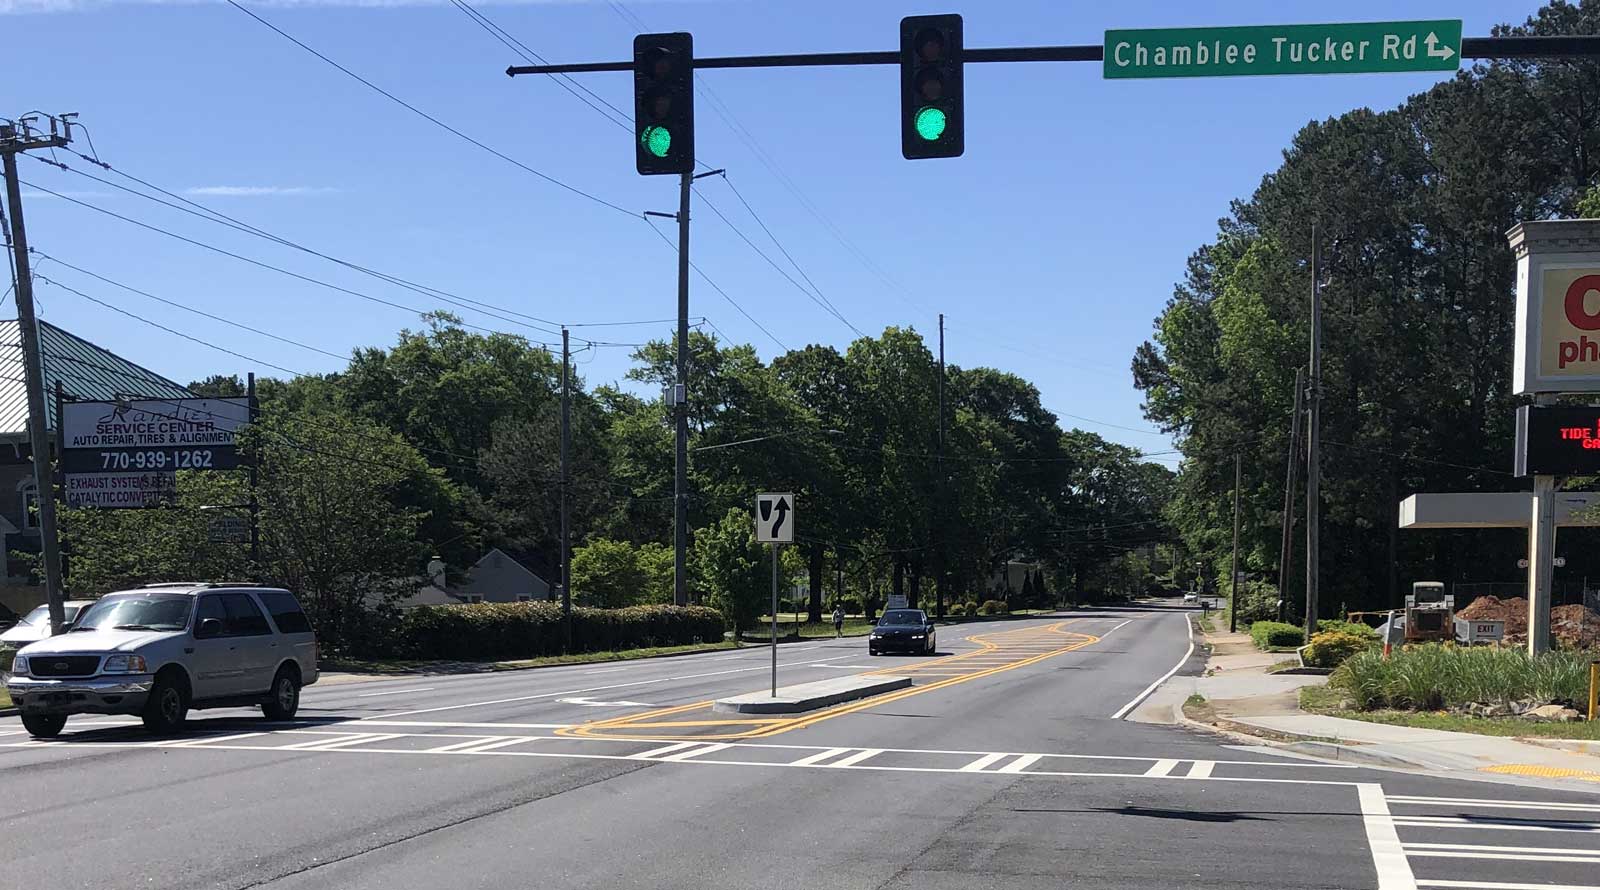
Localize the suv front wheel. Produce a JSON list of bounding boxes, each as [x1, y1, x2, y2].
[[142, 672, 189, 735], [262, 667, 300, 721], [21, 713, 66, 739]]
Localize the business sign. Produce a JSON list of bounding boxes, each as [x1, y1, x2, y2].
[[1510, 221, 1600, 394], [1515, 405, 1600, 476], [61, 398, 249, 509], [1104, 20, 1461, 79], [208, 515, 250, 544], [754, 492, 794, 544]]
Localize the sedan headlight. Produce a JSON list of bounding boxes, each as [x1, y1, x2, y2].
[[910, 635, 925, 640], [10, 654, 27, 675], [102, 654, 148, 674]]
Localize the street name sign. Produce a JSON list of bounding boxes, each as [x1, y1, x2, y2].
[[1104, 20, 1462, 79], [755, 492, 794, 543]]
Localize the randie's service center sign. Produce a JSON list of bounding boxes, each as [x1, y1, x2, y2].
[[61, 398, 249, 508], [1511, 220, 1600, 394]]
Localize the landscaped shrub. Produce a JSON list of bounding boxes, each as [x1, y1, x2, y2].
[[949, 603, 969, 617], [1250, 621, 1303, 650], [1302, 631, 1372, 669], [963, 601, 979, 615], [399, 602, 726, 661], [1332, 644, 1594, 711], [1316, 619, 1378, 639], [978, 599, 1009, 616]]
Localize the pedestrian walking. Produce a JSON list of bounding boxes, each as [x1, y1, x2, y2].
[[832, 605, 845, 638]]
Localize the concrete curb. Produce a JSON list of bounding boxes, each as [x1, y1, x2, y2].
[[714, 676, 912, 715], [1177, 709, 1437, 771]]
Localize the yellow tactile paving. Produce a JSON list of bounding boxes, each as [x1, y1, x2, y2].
[[1480, 764, 1600, 782], [560, 621, 1101, 742]]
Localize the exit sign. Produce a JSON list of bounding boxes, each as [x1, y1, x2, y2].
[[1104, 20, 1462, 79], [1516, 405, 1600, 476]]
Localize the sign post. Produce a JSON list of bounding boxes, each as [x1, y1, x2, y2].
[[755, 493, 794, 697], [1103, 20, 1462, 79]]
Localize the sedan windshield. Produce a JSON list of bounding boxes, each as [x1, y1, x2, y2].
[[71, 595, 192, 632], [879, 610, 926, 626]]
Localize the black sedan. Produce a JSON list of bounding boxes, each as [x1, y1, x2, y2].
[[868, 609, 937, 655]]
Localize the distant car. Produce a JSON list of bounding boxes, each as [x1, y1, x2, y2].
[[7, 583, 318, 739], [0, 601, 95, 646], [869, 609, 937, 656], [1182, 592, 1199, 603]]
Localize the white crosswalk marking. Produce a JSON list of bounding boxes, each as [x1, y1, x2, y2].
[[173, 732, 266, 747], [829, 748, 882, 768], [313, 733, 404, 751], [1143, 759, 1180, 778], [998, 754, 1041, 774], [790, 747, 850, 766], [960, 752, 1010, 772], [631, 741, 698, 760], [661, 743, 730, 762], [456, 737, 534, 754], [427, 736, 514, 753], [1416, 882, 1600, 890], [1393, 789, 1600, 890], [1185, 760, 1214, 779]]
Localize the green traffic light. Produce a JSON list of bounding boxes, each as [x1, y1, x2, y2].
[[914, 106, 947, 141], [642, 125, 672, 158]]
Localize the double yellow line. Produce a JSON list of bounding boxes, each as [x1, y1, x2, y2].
[[560, 621, 1101, 741]]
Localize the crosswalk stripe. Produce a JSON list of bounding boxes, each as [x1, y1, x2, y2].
[[1392, 817, 1600, 834], [830, 748, 882, 768], [311, 733, 403, 751], [456, 737, 535, 754], [173, 732, 266, 747], [1406, 842, 1600, 858], [1416, 881, 1600, 890], [1390, 795, 1600, 813], [278, 733, 373, 750], [632, 741, 698, 760], [1408, 851, 1600, 864], [427, 736, 512, 753], [1186, 760, 1215, 779], [662, 743, 730, 762], [999, 754, 1042, 774], [960, 752, 1010, 772], [1143, 759, 1180, 777], [790, 747, 851, 766]]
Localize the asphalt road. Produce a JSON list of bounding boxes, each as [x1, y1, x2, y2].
[[4, 604, 1598, 890]]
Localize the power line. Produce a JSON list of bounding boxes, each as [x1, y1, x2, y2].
[[644, 217, 789, 352], [34, 252, 350, 363], [224, 0, 636, 218]]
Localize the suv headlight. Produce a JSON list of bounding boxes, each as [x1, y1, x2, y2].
[[10, 654, 27, 675], [102, 654, 148, 674]]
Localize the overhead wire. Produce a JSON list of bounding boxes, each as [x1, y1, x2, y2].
[[644, 217, 789, 351]]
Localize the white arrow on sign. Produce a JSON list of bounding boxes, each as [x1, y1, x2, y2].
[[557, 697, 657, 708], [1424, 32, 1455, 60], [755, 492, 795, 543]]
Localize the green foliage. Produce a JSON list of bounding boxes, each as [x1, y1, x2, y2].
[[1229, 580, 1279, 625], [570, 538, 649, 608], [1578, 184, 1600, 219], [833, 595, 862, 616], [1332, 645, 1596, 711], [1302, 631, 1373, 669], [694, 507, 766, 633], [0, 645, 14, 673], [1316, 619, 1378, 639], [1250, 621, 1303, 650], [978, 599, 1009, 616], [400, 602, 724, 661]]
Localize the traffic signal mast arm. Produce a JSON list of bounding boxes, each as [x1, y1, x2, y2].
[[508, 34, 1600, 76]]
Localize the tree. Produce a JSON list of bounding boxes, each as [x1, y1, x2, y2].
[[570, 538, 649, 608], [694, 506, 764, 637]]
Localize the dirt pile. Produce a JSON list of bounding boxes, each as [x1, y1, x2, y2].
[[1455, 595, 1600, 648]]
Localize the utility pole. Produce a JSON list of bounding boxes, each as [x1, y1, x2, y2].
[[561, 327, 573, 651], [673, 170, 691, 607], [1305, 226, 1323, 643], [1230, 452, 1242, 633], [935, 313, 946, 620], [247, 372, 260, 573], [1, 115, 71, 634], [1277, 366, 1304, 623]]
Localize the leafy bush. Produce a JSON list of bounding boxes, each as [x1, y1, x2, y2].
[[964, 601, 979, 615], [1229, 579, 1280, 624], [978, 599, 1009, 616], [1316, 619, 1377, 639], [1250, 621, 1303, 650], [399, 602, 726, 661], [1302, 631, 1372, 668], [948, 602, 969, 617], [1332, 644, 1595, 711]]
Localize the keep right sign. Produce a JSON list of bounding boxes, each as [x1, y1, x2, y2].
[[1510, 221, 1600, 394]]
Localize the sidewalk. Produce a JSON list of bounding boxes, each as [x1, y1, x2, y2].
[[1152, 626, 1600, 794]]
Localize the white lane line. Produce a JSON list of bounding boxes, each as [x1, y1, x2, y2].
[[830, 748, 883, 768], [1100, 619, 1134, 637], [365, 656, 850, 720], [1388, 795, 1600, 813], [1110, 613, 1193, 720], [662, 743, 730, 762], [999, 754, 1042, 774], [632, 741, 698, 760], [1392, 816, 1600, 834], [1186, 760, 1215, 779], [427, 736, 513, 753], [1417, 882, 1600, 890], [173, 732, 266, 747], [960, 752, 1010, 772], [356, 687, 436, 698], [1143, 759, 1180, 778], [790, 747, 851, 766], [355, 720, 573, 730], [1358, 783, 1418, 890], [1406, 842, 1600, 858], [581, 668, 626, 675]]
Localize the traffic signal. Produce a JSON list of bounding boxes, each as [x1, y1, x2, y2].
[[633, 32, 695, 175], [900, 14, 963, 160]]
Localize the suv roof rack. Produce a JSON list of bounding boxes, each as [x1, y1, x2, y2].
[[137, 581, 262, 589]]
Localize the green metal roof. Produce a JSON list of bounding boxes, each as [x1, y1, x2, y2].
[[0, 319, 192, 438]]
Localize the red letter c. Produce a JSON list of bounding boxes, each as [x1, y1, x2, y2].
[[1565, 275, 1600, 331]]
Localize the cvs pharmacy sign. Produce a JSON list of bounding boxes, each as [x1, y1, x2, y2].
[[1510, 220, 1600, 394]]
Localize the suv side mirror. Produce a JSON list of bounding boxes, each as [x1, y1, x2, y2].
[[196, 617, 225, 639]]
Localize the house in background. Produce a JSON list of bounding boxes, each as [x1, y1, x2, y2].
[[0, 320, 193, 612], [392, 548, 554, 608]]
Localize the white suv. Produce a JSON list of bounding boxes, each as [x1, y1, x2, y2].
[[6, 583, 318, 738]]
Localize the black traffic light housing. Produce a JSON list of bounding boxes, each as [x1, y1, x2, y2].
[[634, 32, 696, 175], [900, 14, 963, 160]]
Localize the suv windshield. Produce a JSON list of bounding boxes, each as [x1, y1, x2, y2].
[[879, 610, 926, 626], [71, 595, 193, 632], [15, 604, 82, 627]]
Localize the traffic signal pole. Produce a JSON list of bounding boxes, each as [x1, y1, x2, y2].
[[674, 170, 691, 606]]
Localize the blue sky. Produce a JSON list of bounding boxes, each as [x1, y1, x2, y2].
[[3, 0, 1544, 467]]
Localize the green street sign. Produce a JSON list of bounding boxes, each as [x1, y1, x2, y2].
[[1104, 20, 1462, 79]]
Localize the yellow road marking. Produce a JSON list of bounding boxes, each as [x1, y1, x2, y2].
[[561, 621, 1102, 741], [1480, 764, 1600, 782]]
